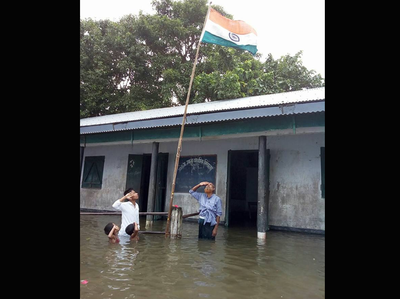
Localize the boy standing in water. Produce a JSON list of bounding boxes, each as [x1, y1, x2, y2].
[[112, 188, 140, 238]]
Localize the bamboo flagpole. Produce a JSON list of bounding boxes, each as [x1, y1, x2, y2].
[[165, 3, 212, 236]]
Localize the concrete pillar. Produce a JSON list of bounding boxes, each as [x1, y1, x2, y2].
[[80, 146, 85, 177], [257, 136, 268, 239], [146, 142, 159, 229]]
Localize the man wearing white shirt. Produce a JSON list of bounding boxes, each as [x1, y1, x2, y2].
[[112, 188, 140, 237]]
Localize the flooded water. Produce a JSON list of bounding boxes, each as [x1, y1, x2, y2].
[[80, 215, 324, 299]]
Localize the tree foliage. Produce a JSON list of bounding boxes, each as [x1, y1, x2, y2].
[[80, 0, 324, 118]]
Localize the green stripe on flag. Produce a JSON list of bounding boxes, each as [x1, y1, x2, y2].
[[201, 31, 258, 55]]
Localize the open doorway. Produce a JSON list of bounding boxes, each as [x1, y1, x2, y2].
[[126, 153, 168, 220], [139, 154, 151, 212], [227, 150, 258, 227]]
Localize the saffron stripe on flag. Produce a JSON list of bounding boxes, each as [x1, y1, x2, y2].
[[208, 8, 257, 36]]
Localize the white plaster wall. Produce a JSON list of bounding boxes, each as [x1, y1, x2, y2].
[[80, 132, 325, 231], [80, 137, 259, 220], [268, 133, 325, 230], [80, 143, 153, 210]]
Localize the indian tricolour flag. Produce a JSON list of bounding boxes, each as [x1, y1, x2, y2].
[[200, 7, 258, 55]]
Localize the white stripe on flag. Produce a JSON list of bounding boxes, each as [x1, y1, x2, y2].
[[203, 19, 257, 46]]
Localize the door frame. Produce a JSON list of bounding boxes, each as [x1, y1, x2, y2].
[[225, 149, 270, 227], [125, 153, 168, 216]]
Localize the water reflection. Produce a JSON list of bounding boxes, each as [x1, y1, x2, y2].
[[81, 215, 324, 299]]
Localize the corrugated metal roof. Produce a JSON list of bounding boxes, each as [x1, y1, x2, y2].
[[80, 87, 325, 128], [80, 101, 324, 134]]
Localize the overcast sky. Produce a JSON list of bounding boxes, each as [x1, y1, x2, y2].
[[80, 0, 325, 78]]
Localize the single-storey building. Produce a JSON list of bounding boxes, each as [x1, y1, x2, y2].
[[80, 87, 325, 235]]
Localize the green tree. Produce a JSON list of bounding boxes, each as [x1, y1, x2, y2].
[[80, 16, 162, 118], [80, 0, 324, 118], [193, 50, 324, 102], [80, 19, 123, 117]]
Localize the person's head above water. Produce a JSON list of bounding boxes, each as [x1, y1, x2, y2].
[[125, 222, 138, 235], [104, 222, 118, 235], [204, 182, 215, 194], [123, 188, 139, 202]]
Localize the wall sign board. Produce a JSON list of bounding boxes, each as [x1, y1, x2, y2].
[[175, 155, 217, 193]]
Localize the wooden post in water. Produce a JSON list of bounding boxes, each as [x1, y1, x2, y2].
[[169, 206, 183, 239]]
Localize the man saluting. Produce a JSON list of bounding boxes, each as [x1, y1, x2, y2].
[[189, 181, 222, 240]]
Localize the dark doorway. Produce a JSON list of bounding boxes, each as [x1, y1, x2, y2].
[[227, 150, 258, 227], [154, 153, 168, 220], [126, 153, 169, 219], [140, 154, 151, 212]]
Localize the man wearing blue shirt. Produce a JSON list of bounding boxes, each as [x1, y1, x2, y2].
[[189, 181, 222, 240]]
